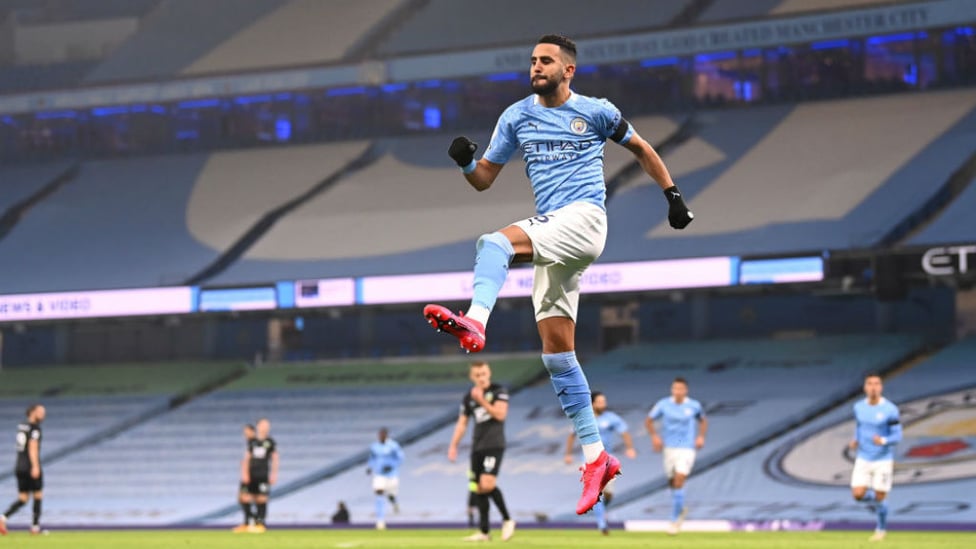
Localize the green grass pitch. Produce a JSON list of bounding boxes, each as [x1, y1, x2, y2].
[[2, 529, 969, 548]]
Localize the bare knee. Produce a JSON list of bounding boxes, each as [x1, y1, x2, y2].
[[671, 475, 687, 489], [17, 493, 28, 503], [479, 475, 497, 494], [851, 487, 868, 501], [498, 226, 533, 262], [874, 491, 887, 502], [538, 317, 576, 354]]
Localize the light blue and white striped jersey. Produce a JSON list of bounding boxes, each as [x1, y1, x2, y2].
[[854, 397, 902, 462], [596, 410, 629, 449], [648, 397, 704, 449], [368, 439, 405, 477], [483, 92, 634, 214]]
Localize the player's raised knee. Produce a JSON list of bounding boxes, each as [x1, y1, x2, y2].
[[476, 232, 515, 256]]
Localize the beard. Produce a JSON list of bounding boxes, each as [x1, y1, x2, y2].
[[531, 74, 561, 96]]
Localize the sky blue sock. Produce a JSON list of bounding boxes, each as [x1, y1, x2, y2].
[[471, 233, 514, 312], [375, 494, 386, 521], [541, 352, 598, 444], [862, 489, 876, 502], [593, 500, 607, 530], [671, 488, 686, 521], [877, 500, 888, 531]]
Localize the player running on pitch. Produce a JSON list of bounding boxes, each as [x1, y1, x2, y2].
[[367, 427, 404, 530], [850, 372, 902, 542], [423, 33, 693, 515], [646, 377, 706, 535]]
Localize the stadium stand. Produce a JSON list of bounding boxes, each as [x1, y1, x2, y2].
[[0, 142, 372, 293], [0, 61, 99, 94], [83, 0, 284, 83], [205, 116, 682, 286], [612, 337, 976, 524], [181, 0, 404, 74], [1, 89, 971, 294], [0, 162, 75, 216], [0, 155, 219, 293], [376, 0, 691, 56], [246, 334, 924, 524], [0, 0, 161, 93], [10, 358, 539, 526], [0, 0, 160, 23], [908, 178, 976, 245], [185, 141, 373, 257], [0, 362, 244, 477], [604, 89, 976, 261]]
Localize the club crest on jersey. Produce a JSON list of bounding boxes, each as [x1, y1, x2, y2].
[[485, 392, 494, 402], [570, 117, 588, 134]]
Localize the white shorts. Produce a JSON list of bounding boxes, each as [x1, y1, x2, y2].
[[662, 448, 696, 479], [372, 475, 399, 495], [851, 458, 893, 493], [511, 202, 607, 322]]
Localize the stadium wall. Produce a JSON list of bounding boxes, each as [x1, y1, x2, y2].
[[0, 287, 955, 367]]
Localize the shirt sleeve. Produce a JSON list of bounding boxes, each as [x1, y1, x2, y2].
[[886, 405, 903, 444], [368, 445, 378, 469], [483, 107, 518, 165], [648, 401, 663, 420], [615, 414, 629, 433], [494, 385, 510, 402], [31, 427, 41, 440], [461, 395, 472, 417], [594, 98, 633, 144], [695, 401, 705, 420]]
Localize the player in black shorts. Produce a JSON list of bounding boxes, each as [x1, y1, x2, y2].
[[232, 424, 257, 533], [0, 404, 45, 536], [448, 361, 515, 541], [242, 418, 277, 533]]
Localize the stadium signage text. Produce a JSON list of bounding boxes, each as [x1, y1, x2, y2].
[[571, 3, 933, 66], [356, 257, 736, 305], [0, 287, 194, 322], [921, 245, 974, 276]]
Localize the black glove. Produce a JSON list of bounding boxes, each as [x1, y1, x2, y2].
[[448, 136, 478, 168], [664, 185, 694, 229]]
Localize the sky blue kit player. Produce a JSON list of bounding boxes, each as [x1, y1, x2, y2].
[[423, 33, 694, 516], [368, 428, 404, 530], [849, 372, 902, 542], [646, 377, 707, 535]]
